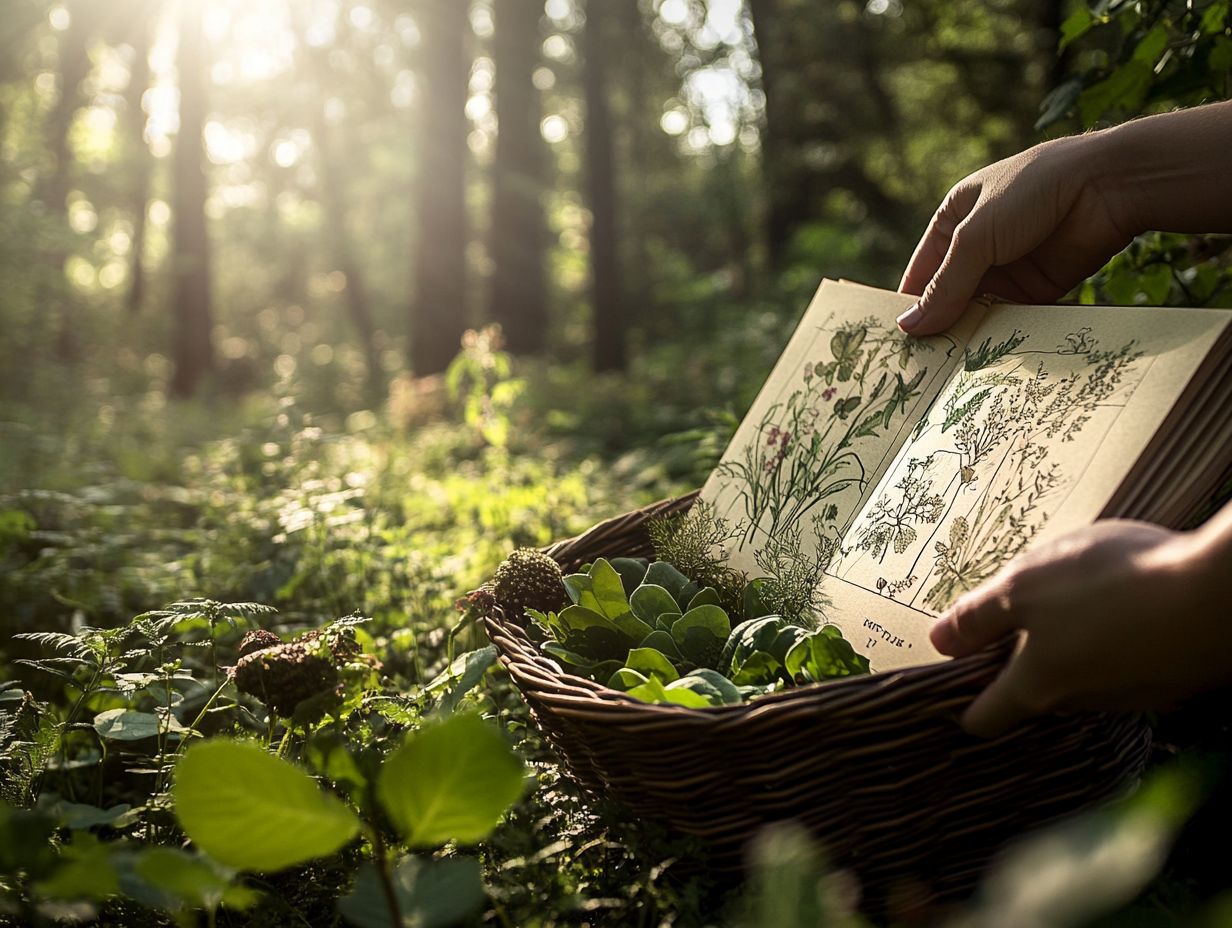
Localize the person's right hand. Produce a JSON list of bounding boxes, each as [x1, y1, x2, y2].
[[896, 133, 1138, 335], [897, 101, 1232, 336]]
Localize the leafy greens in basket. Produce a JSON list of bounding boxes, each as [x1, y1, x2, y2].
[[524, 555, 870, 707]]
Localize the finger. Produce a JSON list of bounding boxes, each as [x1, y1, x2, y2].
[[899, 182, 981, 297], [899, 216, 994, 335], [930, 572, 1024, 657], [961, 641, 1044, 738]]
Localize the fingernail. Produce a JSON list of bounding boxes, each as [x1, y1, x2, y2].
[[896, 303, 922, 333]]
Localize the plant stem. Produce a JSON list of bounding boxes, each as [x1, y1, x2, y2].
[[370, 828, 403, 927]]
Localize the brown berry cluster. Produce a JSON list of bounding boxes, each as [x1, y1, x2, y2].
[[492, 548, 566, 618], [232, 629, 361, 718]]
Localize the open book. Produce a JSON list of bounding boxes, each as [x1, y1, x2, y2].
[[700, 279, 1232, 671]]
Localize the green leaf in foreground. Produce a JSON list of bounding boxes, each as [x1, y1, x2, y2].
[[338, 855, 485, 928], [377, 712, 525, 847], [173, 739, 361, 871], [133, 847, 259, 912]]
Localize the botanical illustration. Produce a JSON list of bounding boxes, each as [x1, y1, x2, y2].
[[837, 327, 1145, 612], [715, 316, 942, 551]]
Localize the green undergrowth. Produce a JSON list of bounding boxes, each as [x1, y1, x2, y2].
[[1, 327, 1231, 927]]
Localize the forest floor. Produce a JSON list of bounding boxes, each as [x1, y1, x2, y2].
[[2, 341, 1230, 926]]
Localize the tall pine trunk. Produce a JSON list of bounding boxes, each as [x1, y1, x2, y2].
[[40, 0, 93, 362], [410, 0, 469, 376], [123, 7, 155, 315], [169, 0, 214, 397], [582, 0, 624, 373], [489, 0, 547, 355]]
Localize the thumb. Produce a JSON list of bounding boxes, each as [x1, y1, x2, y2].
[[897, 218, 992, 336], [960, 635, 1046, 738]]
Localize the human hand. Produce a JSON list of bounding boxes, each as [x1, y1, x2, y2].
[[929, 519, 1232, 738], [896, 133, 1137, 335], [898, 101, 1232, 336]]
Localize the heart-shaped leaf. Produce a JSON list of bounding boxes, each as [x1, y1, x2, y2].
[[624, 647, 679, 684], [377, 713, 526, 847], [630, 584, 681, 624], [173, 740, 361, 871]]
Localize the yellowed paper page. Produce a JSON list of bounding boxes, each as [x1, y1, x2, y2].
[[699, 277, 980, 599], [704, 281, 1231, 672], [831, 301, 1228, 669]]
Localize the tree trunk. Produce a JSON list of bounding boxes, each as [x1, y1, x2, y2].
[[123, 8, 155, 315], [40, 0, 94, 362], [410, 0, 469, 376], [745, 0, 796, 264], [582, 0, 625, 373], [489, 0, 547, 354], [169, 0, 214, 398]]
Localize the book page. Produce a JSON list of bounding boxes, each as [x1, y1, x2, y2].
[[703, 280, 1231, 673], [827, 300, 1229, 669], [699, 278, 980, 590]]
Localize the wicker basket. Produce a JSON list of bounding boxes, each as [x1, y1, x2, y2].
[[482, 492, 1152, 911]]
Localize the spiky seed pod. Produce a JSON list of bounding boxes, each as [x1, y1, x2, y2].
[[492, 549, 566, 619], [236, 629, 282, 661], [234, 639, 340, 718]]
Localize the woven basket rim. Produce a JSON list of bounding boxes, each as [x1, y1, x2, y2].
[[483, 490, 1014, 719]]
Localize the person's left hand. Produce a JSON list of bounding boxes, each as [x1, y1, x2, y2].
[[929, 519, 1230, 737]]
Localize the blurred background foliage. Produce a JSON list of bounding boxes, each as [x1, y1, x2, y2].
[[1, 0, 1232, 924]]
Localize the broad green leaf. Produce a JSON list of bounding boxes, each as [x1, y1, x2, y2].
[[557, 604, 615, 633], [173, 740, 360, 871], [638, 630, 682, 660], [34, 835, 117, 901], [612, 611, 654, 643], [610, 557, 650, 596], [730, 652, 784, 687], [624, 647, 679, 684], [607, 668, 650, 691], [133, 848, 258, 912], [676, 580, 700, 609], [785, 632, 871, 684], [687, 587, 722, 610], [1058, 7, 1095, 50], [45, 800, 133, 830], [1078, 61, 1151, 127], [672, 670, 741, 706], [630, 584, 681, 624], [377, 713, 525, 847], [625, 676, 711, 708], [655, 611, 682, 632], [1131, 23, 1168, 64], [587, 559, 633, 620], [643, 562, 690, 600], [721, 616, 782, 667], [671, 605, 731, 645], [338, 855, 485, 928], [562, 573, 592, 606], [425, 646, 498, 715], [94, 708, 186, 741]]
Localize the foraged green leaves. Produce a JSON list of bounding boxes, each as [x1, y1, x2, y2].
[[173, 739, 361, 871], [785, 627, 871, 683], [377, 712, 525, 848]]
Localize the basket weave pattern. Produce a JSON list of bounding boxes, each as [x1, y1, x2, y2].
[[483, 493, 1151, 904]]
